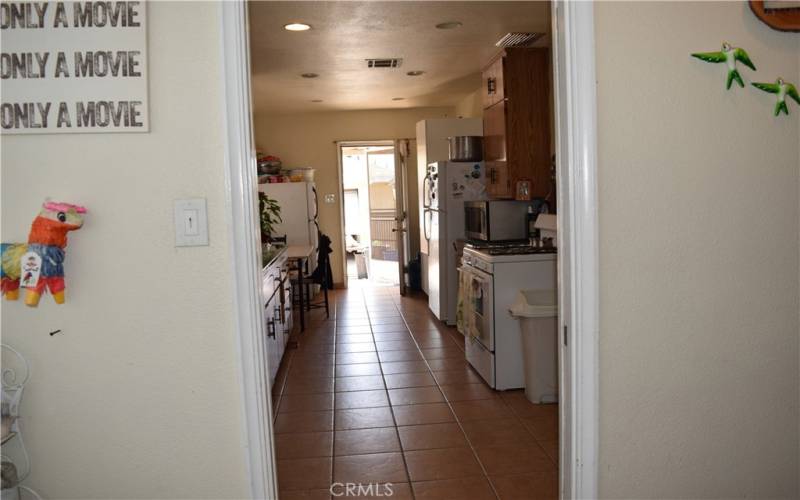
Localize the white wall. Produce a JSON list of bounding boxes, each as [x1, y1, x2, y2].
[[0, 3, 249, 498], [253, 107, 456, 285], [594, 2, 800, 498]]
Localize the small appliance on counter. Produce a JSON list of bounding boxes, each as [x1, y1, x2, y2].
[[464, 200, 533, 242]]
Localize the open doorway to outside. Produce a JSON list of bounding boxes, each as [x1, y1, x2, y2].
[[339, 142, 403, 289]]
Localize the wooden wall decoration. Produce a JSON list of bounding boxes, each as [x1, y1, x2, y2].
[[749, 1, 800, 32]]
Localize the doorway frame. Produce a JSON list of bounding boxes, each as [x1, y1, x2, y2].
[[220, 1, 599, 498], [335, 140, 402, 290]]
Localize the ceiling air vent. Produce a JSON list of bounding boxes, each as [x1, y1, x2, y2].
[[495, 32, 543, 48], [366, 58, 403, 69]]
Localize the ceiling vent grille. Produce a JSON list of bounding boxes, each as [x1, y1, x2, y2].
[[495, 32, 543, 48], [366, 58, 403, 69]]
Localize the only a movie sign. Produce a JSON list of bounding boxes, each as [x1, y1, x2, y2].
[[0, 1, 148, 134]]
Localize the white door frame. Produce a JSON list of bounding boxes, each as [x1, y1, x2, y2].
[[219, 1, 599, 498], [219, 2, 277, 499], [552, 1, 600, 499]]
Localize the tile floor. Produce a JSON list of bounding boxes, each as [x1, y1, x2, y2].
[[271, 284, 558, 499]]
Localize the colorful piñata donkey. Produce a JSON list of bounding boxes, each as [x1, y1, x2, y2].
[[1, 201, 87, 307]]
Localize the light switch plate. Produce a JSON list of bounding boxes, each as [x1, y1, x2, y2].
[[174, 198, 209, 246], [324, 193, 336, 204]]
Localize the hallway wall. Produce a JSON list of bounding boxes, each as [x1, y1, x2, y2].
[[254, 107, 456, 285], [0, 3, 249, 498], [594, 2, 800, 497]]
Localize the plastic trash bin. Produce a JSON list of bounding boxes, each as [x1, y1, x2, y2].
[[509, 289, 558, 404], [355, 252, 369, 279]]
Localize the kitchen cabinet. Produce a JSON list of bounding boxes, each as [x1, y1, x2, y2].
[[481, 48, 552, 203], [262, 248, 291, 386]]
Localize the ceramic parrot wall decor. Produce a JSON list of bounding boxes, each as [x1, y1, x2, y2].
[[691, 42, 757, 89], [1, 201, 87, 307], [752, 78, 800, 116]]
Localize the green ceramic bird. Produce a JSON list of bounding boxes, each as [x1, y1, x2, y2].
[[752, 78, 800, 116], [691, 42, 756, 89]]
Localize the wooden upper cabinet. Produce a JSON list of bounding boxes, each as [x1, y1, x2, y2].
[[482, 55, 505, 109], [481, 48, 552, 203]]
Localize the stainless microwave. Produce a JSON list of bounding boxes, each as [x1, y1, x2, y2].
[[464, 200, 532, 242]]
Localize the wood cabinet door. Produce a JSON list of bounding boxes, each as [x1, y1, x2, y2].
[[486, 161, 512, 199], [483, 99, 507, 162], [482, 55, 505, 109]]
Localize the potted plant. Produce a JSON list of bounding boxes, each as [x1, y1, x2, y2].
[[258, 193, 282, 244]]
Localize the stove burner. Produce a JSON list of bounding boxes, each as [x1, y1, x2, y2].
[[465, 241, 556, 256]]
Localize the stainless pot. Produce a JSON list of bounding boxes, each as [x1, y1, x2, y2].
[[448, 136, 483, 162]]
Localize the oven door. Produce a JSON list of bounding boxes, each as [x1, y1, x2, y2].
[[464, 264, 494, 351]]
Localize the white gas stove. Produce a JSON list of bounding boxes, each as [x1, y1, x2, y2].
[[460, 246, 557, 390]]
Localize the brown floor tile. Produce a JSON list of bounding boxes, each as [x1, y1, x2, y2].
[[398, 422, 469, 451], [277, 457, 332, 491], [298, 343, 336, 354], [521, 415, 559, 442], [336, 343, 376, 353], [334, 427, 401, 456], [335, 389, 390, 409], [275, 431, 333, 459], [335, 363, 383, 377], [335, 407, 395, 430], [336, 334, 374, 344], [388, 386, 445, 405], [380, 360, 430, 374], [384, 372, 436, 389], [475, 442, 554, 475], [538, 439, 559, 464], [432, 369, 483, 386], [278, 489, 331, 500], [336, 352, 380, 365], [370, 324, 408, 333], [420, 347, 463, 360], [279, 393, 335, 413], [412, 477, 496, 500], [450, 399, 514, 422], [489, 470, 558, 500], [425, 358, 469, 371], [292, 353, 336, 364], [375, 340, 418, 351], [337, 326, 373, 335], [439, 383, 498, 402], [336, 319, 371, 326], [372, 332, 413, 342], [378, 350, 423, 363], [369, 317, 409, 325], [404, 447, 483, 482], [392, 403, 455, 426], [275, 411, 334, 434], [333, 452, 408, 484], [284, 377, 335, 395], [415, 338, 456, 348], [335, 375, 385, 392], [460, 418, 535, 448], [289, 363, 335, 379], [500, 392, 558, 419]]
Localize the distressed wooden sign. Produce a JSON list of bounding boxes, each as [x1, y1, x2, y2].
[[0, 1, 148, 134]]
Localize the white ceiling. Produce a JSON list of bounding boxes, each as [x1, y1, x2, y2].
[[248, 1, 551, 114]]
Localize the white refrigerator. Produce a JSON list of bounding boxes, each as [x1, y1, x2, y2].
[[258, 182, 319, 270], [424, 161, 487, 324]]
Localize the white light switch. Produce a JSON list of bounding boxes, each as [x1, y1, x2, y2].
[[174, 198, 208, 246], [324, 194, 336, 204]]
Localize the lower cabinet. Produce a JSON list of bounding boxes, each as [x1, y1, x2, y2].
[[263, 250, 292, 387]]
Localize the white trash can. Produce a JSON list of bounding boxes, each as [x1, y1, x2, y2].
[[509, 289, 558, 404]]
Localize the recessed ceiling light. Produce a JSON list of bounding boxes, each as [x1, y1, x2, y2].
[[301, 73, 319, 78], [311, 99, 323, 103], [392, 97, 405, 101], [406, 70, 425, 77], [435, 21, 462, 30], [284, 23, 311, 31]]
